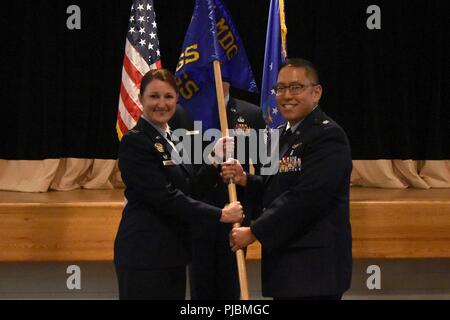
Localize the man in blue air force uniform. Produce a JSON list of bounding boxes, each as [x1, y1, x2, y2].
[[224, 58, 353, 300]]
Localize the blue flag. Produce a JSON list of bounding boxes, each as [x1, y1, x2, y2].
[[261, 0, 288, 128], [175, 0, 258, 130]]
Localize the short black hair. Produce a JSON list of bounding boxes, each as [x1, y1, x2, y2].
[[139, 69, 178, 96], [279, 58, 320, 84]]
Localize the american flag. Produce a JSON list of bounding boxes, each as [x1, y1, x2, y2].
[[116, 0, 162, 140]]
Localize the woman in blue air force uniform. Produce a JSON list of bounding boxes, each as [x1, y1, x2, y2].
[[114, 69, 243, 300]]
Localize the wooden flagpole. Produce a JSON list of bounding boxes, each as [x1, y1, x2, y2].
[[213, 60, 250, 300]]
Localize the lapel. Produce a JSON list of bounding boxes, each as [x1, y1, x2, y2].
[[137, 118, 194, 177], [278, 123, 294, 158], [279, 107, 320, 157], [264, 107, 322, 185]]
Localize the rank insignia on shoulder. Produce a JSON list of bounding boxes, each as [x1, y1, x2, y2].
[[154, 143, 165, 153], [322, 120, 330, 124]]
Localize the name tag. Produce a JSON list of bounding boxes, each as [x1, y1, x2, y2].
[[163, 160, 176, 166], [185, 130, 200, 136]]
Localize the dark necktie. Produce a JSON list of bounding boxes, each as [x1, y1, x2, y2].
[[278, 127, 293, 158], [280, 127, 293, 146], [166, 131, 184, 158], [284, 127, 293, 137], [166, 131, 173, 142]]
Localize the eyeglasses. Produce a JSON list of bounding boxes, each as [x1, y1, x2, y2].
[[272, 83, 318, 96]]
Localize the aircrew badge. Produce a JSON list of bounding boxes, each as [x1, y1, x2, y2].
[[290, 143, 302, 156], [234, 117, 250, 133], [235, 124, 250, 132], [154, 143, 165, 153]]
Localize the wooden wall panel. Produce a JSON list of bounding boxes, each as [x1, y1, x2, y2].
[[1, 189, 449, 261]]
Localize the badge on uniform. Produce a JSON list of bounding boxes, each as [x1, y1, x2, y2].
[[279, 156, 302, 173], [289, 142, 302, 156], [154, 143, 165, 153], [154, 143, 169, 160], [234, 116, 251, 133], [163, 160, 176, 166]]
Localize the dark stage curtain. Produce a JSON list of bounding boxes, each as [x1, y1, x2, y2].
[[1, 0, 448, 160]]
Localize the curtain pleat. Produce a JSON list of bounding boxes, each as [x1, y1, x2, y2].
[[1, 159, 448, 192]]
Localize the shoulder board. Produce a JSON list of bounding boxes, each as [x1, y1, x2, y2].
[[314, 117, 333, 127]]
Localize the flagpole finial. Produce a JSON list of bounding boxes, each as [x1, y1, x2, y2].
[[279, 0, 288, 60]]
